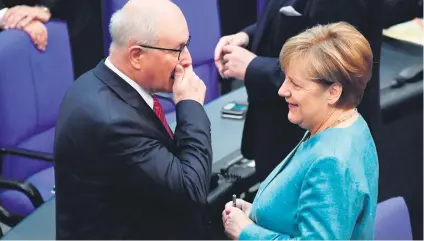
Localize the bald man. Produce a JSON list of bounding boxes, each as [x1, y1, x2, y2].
[[53, 0, 213, 239]]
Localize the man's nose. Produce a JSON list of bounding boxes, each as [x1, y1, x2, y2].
[[179, 48, 192, 68]]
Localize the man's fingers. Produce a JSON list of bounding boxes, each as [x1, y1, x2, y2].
[[222, 67, 232, 79], [222, 45, 235, 54], [216, 55, 229, 76], [214, 38, 229, 61], [2, 7, 17, 26], [183, 65, 194, 82], [222, 53, 232, 64], [4, 6, 28, 28], [215, 59, 223, 73], [18, 15, 34, 29], [172, 65, 186, 92], [220, 60, 228, 79], [214, 42, 223, 61], [10, 13, 28, 28], [223, 61, 231, 71], [4, 13, 19, 28], [26, 29, 37, 45], [217, 53, 232, 77], [24, 23, 47, 51], [217, 67, 225, 78], [39, 29, 47, 51]]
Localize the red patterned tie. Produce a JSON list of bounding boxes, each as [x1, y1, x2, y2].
[[152, 96, 174, 139]]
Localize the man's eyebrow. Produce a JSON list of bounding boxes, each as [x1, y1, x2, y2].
[[176, 36, 190, 49], [176, 41, 185, 48]]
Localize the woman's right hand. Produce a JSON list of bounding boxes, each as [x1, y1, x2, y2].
[[225, 198, 252, 216]]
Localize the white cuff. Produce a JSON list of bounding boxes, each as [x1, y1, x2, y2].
[[0, 8, 8, 25]]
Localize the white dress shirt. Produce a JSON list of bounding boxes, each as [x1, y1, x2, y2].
[[104, 57, 154, 109]]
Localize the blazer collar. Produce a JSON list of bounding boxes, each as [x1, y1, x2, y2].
[[93, 59, 152, 113], [255, 131, 309, 197], [93, 59, 175, 145]]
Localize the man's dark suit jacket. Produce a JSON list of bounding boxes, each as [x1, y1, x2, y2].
[[240, 0, 383, 181], [54, 61, 213, 239]]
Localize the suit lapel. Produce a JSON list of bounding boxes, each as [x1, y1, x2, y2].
[[251, 0, 285, 51], [93, 60, 174, 145], [251, 0, 308, 52]]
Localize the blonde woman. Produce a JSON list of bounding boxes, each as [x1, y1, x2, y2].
[[222, 22, 379, 240]]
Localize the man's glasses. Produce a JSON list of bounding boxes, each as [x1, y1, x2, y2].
[[140, 36, 191, 60]]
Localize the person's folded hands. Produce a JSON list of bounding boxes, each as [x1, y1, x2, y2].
[[23, 20, 48, 51], [220, 45, 257, 80], [3, 5, 51, 29]]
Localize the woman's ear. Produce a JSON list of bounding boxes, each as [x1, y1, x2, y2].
[[327, 83, 343, 105]]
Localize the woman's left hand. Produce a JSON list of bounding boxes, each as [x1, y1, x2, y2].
[[222, 206, 254, 240]]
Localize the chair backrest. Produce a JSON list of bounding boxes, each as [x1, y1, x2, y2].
[[374, 196, 413, 240], [101, 0, 221, 113], [257, 0, 266, 18], [172, 0, 221, 104], [0, 21, 74, 178], [101, 0, 127, 56]]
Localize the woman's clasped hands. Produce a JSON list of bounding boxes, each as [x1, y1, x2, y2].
[[222, 198, 254, 240]]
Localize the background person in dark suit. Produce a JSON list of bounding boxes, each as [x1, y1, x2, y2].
[[383, 0, 423, 28], [56, 0, 104, 79], [214, 0, 383, 181], [54, 0, 213, 239]]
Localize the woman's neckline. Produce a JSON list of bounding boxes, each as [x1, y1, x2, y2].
[[303, 114, 363, 142]]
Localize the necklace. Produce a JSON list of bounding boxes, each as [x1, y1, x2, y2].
[[307, 108, 357, 140], [327, 108, 357, 129]]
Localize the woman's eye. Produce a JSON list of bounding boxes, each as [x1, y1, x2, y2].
[[292, 80, 301, 89]]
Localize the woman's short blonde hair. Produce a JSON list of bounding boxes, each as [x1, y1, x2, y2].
[[280, 22, 373, 107]]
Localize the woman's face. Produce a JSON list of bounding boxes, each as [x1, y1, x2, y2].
[[278, 62, 336, 130]]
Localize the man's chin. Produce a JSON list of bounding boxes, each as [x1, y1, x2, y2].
[[152, 82, 174, 93], [167, 79, 175, 93], [156, 87, 173, 93]]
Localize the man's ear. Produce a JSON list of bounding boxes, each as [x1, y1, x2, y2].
[[327, 83, 343, 105], [128, 46, 144, 70]]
